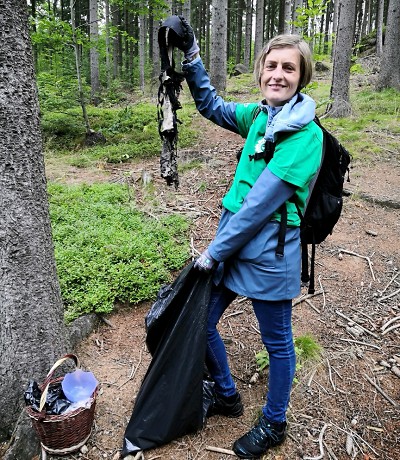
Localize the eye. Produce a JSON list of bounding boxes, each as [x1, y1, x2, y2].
[[283, 64, 296, 72]]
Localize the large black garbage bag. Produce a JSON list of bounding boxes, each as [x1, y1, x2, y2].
[[121, 262, 213, 457]]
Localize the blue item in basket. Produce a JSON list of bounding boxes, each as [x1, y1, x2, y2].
[[62, 369, 98, 403]]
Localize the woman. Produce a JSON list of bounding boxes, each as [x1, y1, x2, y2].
[[169, 16, 323, 459]]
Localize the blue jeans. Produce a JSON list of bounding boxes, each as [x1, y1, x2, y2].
[[206, 284, 296, 424]]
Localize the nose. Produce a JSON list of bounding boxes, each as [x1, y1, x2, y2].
[[271, 66, 283, 80]]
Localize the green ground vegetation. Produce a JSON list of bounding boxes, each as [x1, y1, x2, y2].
[[49, 183, 189, 321]]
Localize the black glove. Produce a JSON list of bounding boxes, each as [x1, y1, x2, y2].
[[159, 15, 199, 59]]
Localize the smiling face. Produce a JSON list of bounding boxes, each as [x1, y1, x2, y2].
[[260, 47, 302, 107]]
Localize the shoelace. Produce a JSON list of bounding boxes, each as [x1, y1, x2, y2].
[[250, 418, 280, 445]]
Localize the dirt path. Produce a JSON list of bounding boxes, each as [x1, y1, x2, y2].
[[48, 122, 399, 460]]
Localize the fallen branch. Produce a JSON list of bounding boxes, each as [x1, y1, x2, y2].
[[378, 288, 400, 304], [205, 445, 236, 455], [391, 365, 400, 379], [293, 290, 323, 306], [364, 374, 398, 407], [303, 423, 329, 460], [306, 299, 321, 314], [338, 338, 380, 350], [335, 310, 380, 339], [381, 315, 400, 331], [382, 323, 400, 336], [339, 249, 375, 281]]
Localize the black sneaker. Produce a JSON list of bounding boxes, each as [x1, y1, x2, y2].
[[232, 415, 287, 459], [207, 392, 244, 418]]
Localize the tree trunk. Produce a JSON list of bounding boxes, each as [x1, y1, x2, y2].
[[0, 0, 67, 444], [151, 15, 160, 80], [235, 0, 244, 64], [139, 13, 146, 93], [293, 0, 303, 35], [89, 0, 100, 105], [254, 0, 265, 60], [112, 6, 121, 79], [244, 0, 252, 68], [327, 0, 357, 117], [283, 0, 292, 33], [375, 0, 384, 56], [71, 0, 91, 133], [105, 0, 111, 88], [377, 0, 400, 90], [210, 0, 228, 91]]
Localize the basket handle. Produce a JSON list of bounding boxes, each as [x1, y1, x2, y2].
[[39, 354, 80, 412]]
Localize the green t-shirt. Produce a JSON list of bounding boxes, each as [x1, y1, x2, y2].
[[222, 103, 323, 226]]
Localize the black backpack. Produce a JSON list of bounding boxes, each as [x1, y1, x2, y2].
[[297, 116, 351, 293], [241, 113, 351, 294]]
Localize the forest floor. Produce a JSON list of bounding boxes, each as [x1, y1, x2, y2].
[[40, 75, 400, 460]]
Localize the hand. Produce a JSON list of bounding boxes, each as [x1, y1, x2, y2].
[[194, 249, 215, 272], [160, 15, 200, 60]]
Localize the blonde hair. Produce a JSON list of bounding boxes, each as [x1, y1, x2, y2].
[[254, 35, 313, 91]]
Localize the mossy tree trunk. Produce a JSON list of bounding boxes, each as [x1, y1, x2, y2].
[[0, 0, 67, 446]]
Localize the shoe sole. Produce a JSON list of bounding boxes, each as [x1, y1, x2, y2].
[[232, 437, 285, 459]]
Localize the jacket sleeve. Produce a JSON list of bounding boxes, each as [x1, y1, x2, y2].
[[182, 57, 239, 133], [207, 167, 296, 262]]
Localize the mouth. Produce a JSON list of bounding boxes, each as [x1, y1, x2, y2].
[[268, 84, 285, 89]]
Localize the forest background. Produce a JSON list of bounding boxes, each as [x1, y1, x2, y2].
[[0, 0, 399, 458]]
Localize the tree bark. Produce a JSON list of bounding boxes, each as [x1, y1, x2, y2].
[[377, 0, 400, 90], [244, 0, 253, 68], [89, 0, 100, 105], [210, 0, 228, 91], [283, 0, 292, 33], [0, 0, 67, 444], [327, 0, 357, 117], [375, 0, 384, 56], [254, 0, 265, 60]]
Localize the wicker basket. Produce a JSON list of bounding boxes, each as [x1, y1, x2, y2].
[[26, 354, 98, 456]]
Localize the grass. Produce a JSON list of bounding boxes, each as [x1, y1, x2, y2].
[[255, 333, 322, 376]]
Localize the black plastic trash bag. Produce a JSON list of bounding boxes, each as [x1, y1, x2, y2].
[[24, 379, 71, 415], [121, 262, 213, 457]]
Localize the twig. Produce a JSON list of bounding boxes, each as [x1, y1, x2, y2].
[[223, 310, 244, 319], [190, 237, 201, 258], [378, 272, 399, 296], [305, 299, 321, 314], [382, 323, 400, 336], [381, 315, 400, 331], [378, 288, 400, 303], [364, 374, 398, 407], [335, 310, 380, 339], [338, 338, 380, 350], [317, 275, 326, 309], [118, 350, 143, 389], [205, 445, 236, 455], [326, 359, 336, 391], [307, 367, 318, 387], [293, 290, 323, 306], [323, 440, 339, 460], [303, 423, 329, 460], [339, 249, 376, 281]]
